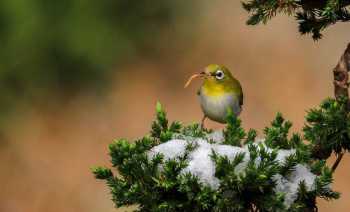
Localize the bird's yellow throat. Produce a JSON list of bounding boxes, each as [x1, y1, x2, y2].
[[201, 78, 236, 97]]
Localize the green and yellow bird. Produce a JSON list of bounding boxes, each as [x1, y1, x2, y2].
[[185, 64, 243, 127]]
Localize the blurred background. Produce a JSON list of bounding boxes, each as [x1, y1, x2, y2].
[[0, 0, 349, 211]]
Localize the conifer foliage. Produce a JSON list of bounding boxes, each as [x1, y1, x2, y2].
[[93, 100, 346, 211], [242, 0, 350, 39]]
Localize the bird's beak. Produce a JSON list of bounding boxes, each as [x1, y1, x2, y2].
[[184, 72, 207, 88]]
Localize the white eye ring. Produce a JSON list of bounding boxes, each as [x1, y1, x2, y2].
[[215, 70, 224, 80]]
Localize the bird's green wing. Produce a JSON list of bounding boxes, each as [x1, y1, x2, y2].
[[231, 77, 243, 106], [239, 90, 243, 106]]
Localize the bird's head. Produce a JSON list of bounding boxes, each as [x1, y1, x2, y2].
[[185, 64, 236, 89]]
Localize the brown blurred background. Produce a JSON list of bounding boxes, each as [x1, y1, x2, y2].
[[0, 0, 350, 211]]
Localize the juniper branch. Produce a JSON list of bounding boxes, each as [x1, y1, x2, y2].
[[242, 0, 350, 40]]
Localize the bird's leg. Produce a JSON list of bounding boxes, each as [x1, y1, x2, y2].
[[200, 115, 207, 129]]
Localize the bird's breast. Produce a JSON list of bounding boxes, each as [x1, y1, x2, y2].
[[199, 88, 241, 123]]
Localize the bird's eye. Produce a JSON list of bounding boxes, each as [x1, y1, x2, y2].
[[215, 70, 224, 80]]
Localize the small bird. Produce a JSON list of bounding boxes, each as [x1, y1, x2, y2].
[[185, 64, 243, 127]]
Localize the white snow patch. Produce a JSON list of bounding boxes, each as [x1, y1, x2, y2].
[[182, 139, 220, 188], [147, 139, 188, 160], [206, 130, 224, 143], [148, 135, 320, 208], [212, 144, 249, 173], [273, 164, 316, 208], [291, 164, 316, 191], [276, 149, 296, 163]]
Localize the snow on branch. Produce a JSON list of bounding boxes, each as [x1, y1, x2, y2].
[[93, 103, 343, 211]]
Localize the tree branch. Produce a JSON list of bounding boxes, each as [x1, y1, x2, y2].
[[332, 152, 344, 172], [333, 43, 350, 103], [331, 43, 350, 172]]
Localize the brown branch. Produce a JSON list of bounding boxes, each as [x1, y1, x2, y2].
[[330, 43, 350, 172], [333, 43, 350, 102], [332, 152, 344, 172], [311, 44, 350, 161]]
